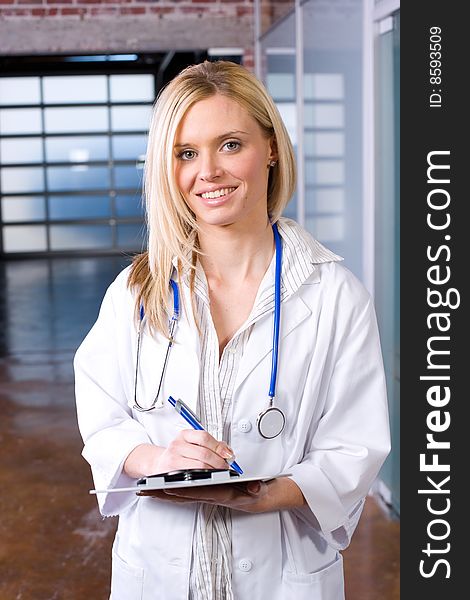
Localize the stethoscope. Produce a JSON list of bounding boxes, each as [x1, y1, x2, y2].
[[133, 222, 285, 439]]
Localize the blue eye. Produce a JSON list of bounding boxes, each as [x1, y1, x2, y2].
[[177, 150, 196, 161], [224, 141, 240, 151]]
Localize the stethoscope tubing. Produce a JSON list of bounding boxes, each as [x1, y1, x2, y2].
[[269, 221, 282, 404], [134, 222, 282, 421], [133, 281, 180, 412]]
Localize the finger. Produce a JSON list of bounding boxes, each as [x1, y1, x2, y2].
[[246, 482, 261, 495], [175, 432, 232, 469], [164, 486, 220, 500], [151, 488, 220, 504], [245, 481, 267, 497], [180, 430, 234, 460], [171, 442, 228, 470], [164, 484, 236, 505], [159, 453, 217, 471], [136, 490, 197, 503], [231, 481, 266, 497]]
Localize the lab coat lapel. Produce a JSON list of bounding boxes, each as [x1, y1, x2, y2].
[[233, 294, 312, 395]]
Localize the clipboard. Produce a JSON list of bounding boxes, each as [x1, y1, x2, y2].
[[90, 468, 292, 495]]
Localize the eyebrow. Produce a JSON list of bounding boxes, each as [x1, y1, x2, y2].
[[174, 130, 249, 149]]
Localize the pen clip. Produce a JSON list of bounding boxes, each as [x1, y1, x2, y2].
[[175, 398, 200, 423]]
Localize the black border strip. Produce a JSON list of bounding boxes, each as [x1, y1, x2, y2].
[[401, 2, 465, 596]]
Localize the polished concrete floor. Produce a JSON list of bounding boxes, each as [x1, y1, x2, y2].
[[0, 257, 399, 599]]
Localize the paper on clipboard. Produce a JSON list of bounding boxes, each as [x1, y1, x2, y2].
[[90, 470, 292, 495]]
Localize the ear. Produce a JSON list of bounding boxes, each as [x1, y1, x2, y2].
[[268, 135, 279, 162]]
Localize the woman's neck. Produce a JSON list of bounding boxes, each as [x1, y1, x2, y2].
[[197, 217, 275, 286]]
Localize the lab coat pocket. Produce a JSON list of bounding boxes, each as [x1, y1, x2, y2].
[[283, 553, 344, 600], [110, 546, 144, 600]]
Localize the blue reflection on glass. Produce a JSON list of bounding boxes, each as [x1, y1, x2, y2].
[[47, 167, 109, 191], [112, 135, 147, 160], [117, 223, 146, 250], [115, 194, 144, 217], [49, 196, 111, 220], [63, 55, 138, 62], [114, 165, 142, 189]]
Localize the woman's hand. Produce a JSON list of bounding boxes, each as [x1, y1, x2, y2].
[[155, 429, 234, 472], [125, 436, 307, 513], [123, 430, 234, 479], [138, 476, 306, 514], [138, 479, 269, 513]]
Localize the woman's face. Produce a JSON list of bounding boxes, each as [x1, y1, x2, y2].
[[173, 94, 276, 230]]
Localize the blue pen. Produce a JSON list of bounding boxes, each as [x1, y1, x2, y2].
[[168, 396, 244, 475]]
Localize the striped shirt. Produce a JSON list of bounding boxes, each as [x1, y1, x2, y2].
[[178, 218, 341, 600]]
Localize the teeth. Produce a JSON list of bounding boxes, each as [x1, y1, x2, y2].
[[201, 187, 236, 200]]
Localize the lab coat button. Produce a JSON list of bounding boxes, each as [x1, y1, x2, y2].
[[238, 419, 252, 433], [238, 558, 252, 572]]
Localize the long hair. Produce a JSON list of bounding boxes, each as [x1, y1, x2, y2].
[[128, 60, 296, 337]]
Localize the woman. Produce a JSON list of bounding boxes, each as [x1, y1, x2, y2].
[[74, 60, 390, 600]]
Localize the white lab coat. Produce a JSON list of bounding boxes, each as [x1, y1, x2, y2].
[[74, 239, 390, 600]]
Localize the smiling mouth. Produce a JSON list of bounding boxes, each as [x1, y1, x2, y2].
[[197, 187, 238, 200]]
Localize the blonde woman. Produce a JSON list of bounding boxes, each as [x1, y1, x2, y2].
[[75, 60, 390, 600]]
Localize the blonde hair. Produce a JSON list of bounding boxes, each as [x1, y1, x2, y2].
[[128, 60, 296, 337]]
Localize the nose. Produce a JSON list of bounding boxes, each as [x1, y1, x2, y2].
[[198, 151, 223, 181]]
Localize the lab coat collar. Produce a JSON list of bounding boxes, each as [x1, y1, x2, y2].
[[233, 293, 312, 396]]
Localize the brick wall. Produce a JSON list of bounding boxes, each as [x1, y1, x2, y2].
[[0, 0, 257, 62], [0, 0, 254, 21], [0, 1, 295, 62]]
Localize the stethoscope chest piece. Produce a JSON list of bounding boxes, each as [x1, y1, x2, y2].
[[257, 406, 286, 439]]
